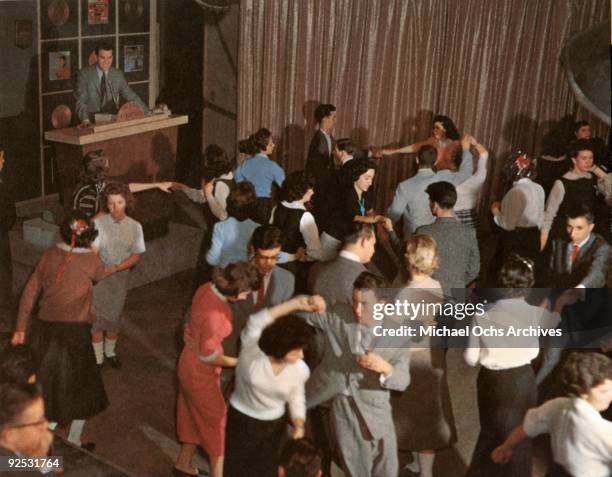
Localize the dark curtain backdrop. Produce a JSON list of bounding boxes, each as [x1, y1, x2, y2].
[[237, 0, 610, 215]]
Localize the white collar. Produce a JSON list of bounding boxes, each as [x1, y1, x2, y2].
[[281, 200, 306, 210], [219, 172, 234, 180], [56, 243, 91, 254], [211, 284, 228, 302], [339, 250, 361, 263], [572, 234, 591, 249], [341, 155, 354, 165]]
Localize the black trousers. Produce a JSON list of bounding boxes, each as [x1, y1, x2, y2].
[[545, 463, 572, 477], [224, 405, 285, 477], [465, 364, 536, 477]]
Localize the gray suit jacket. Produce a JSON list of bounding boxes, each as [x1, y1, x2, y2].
[[75, 65, 148, 122], [308, 256, 366, 305], [302, 303, 411, 440], [416, 217, 480, 290]]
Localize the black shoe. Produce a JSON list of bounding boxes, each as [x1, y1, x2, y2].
[[106, 356, 122, 369], [171, 467, 209, 477], [81, 442, 96, 452]]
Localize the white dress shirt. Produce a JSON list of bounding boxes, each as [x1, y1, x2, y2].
[[493, 178, 545, 230], [230, 309, 310, 421], [523, 397, 612, 477], [455, 152, 489, 211], [465, 298, 561, 370]]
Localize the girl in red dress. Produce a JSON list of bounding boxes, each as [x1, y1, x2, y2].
[[174, 262, 261, 477]]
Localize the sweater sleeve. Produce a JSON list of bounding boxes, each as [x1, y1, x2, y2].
[[287, 362, 309, 421], [16, 252, 46, 332], [241, 309, 274, 348]]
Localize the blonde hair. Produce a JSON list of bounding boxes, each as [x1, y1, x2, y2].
[[405, 234, 439, 276]]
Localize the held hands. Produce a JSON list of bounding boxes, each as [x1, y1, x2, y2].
[[370, 147, 384, 159], [490, 201, 501, 212], [293, 295, 326, 313], [357, 351, 392, 376], [461, 134, 473, 150], [382, 217, 394, 233], [157, 181, 176, 193], [490, 444, 512, 465], [292, 424, 305, 439], [203, 179, 215, 196]]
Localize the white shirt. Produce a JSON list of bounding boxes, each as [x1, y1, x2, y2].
[[280, 200, 323, 261], [455, 152, 489, 211], [230, 309, 310, 421], [492, 178, 545, 230], [465, 298, 561, 370], [339, 249, 361, 263], [523, 397, 612, 477], [182, 172, 233, 221]]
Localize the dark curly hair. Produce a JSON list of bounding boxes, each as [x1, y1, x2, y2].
[[433, 115, 460, 140], [568, 138, 594, 158], [0, 345, 39, 385], [201, 144, 234, 181], [211, 261, 261, 297], [497, 253, 535, 291], [342, 158, 377, 183], [502, 150, 537, 185], [59, 210, 98, 248], [102, 182, 136, 215], [258, 315, 313, 360], [562, 352, 612, 396], [280, 170, 315, 202], [314, 104, 336, 123], [226, 182, 256, 221]]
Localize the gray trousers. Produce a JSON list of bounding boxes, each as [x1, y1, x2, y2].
[[331, 395, 398, 477]]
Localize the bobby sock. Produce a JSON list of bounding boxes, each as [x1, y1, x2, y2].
[[104, 338, 117, 358], [92, 341, 104, 364], [418, 452, 435, 477]]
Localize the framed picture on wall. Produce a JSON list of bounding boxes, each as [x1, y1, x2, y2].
[[81, 36, 116, 69], [41, 40, 78, 92], [41, 0, 78, 39], [119, 0, 149, 33], [120, 35, 148, 82], [81, 0, 116, 36]]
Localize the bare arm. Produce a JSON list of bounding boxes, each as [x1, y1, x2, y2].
[[491, 425, 528, 465]]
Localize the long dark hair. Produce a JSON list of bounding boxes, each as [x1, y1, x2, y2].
[[433, 115, 460, 140]]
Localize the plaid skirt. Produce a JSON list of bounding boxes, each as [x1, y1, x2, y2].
[[455, 208, 479, 229]]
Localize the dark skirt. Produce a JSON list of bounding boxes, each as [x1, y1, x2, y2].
[[465, 364, 536, 477], [224, 405, 285, 477], [391, 348, 457, 451], [31, 320, 108, 425]]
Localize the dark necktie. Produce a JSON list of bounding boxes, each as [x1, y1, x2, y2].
[[100, 73, 107, 108]]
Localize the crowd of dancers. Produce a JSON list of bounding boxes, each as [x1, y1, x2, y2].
[[0, 106, 611, 477]]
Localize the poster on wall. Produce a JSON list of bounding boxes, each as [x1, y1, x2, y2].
[[120, 35, 148, 82], [81, 0, 115, 36], [41, 0, 78, 39], [88, 0, 109, 24], [42, 41, 78, 92], [48, 51, 71, 81]]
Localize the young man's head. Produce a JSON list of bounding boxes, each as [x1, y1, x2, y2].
[[562, 352, 612, 411], [278, 438, 322, 477], [102, 181, 135, 220], [0, 382, 53, 457], [565, 205, 595, 245], [569, 139, 594, 174], [81, 149, 109, 183], [416, 145, 437, 169], [342, 223, 376, 263], [250, 225, 285, 275], [95, 42, 114, 72], [333, 138, 357, 165], [314, 104, 337, 133], [0, 345, 39, 385], [352, 271, 388, 326], [573, 120, 592, 140], [426, 181, 457, 217]]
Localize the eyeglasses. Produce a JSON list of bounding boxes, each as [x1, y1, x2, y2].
[[10, 417, 48, 429]]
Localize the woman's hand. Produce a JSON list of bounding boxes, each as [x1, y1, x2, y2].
[[293, 295, 326, 313], [203, 179, 215, 196], [11, 331, 25, 345], [357, 351, 392, 377], [491, 444, 512, 465], [157, 181, 176, 193]]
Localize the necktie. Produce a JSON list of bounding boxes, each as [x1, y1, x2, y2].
[[570, 244, 580, 267], [100, 73, 107, 107], [255, 281, 265, 310]]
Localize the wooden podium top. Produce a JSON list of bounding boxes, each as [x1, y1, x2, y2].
[[44, 114, 189, 146]]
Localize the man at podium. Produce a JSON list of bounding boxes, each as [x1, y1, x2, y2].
[[75, 42, 149, 125]]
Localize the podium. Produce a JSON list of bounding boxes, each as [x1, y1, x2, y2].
[[44, 114, 189, 211]]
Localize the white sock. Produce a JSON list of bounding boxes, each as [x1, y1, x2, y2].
[[92, 341, 104, 364], [67, 419, 85, 445], [404, 451, 420, 472], [417, 452, 435, 477], [104, 338, 117, 358]]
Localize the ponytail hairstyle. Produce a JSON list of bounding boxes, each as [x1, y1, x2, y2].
[[56, 211, 98, 283]]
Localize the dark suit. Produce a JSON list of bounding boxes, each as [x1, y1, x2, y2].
[[308, 255, 366, 306], [549, 233, 611, 288], [306, 130, 336, 227], [75, 65, 148, 122]]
